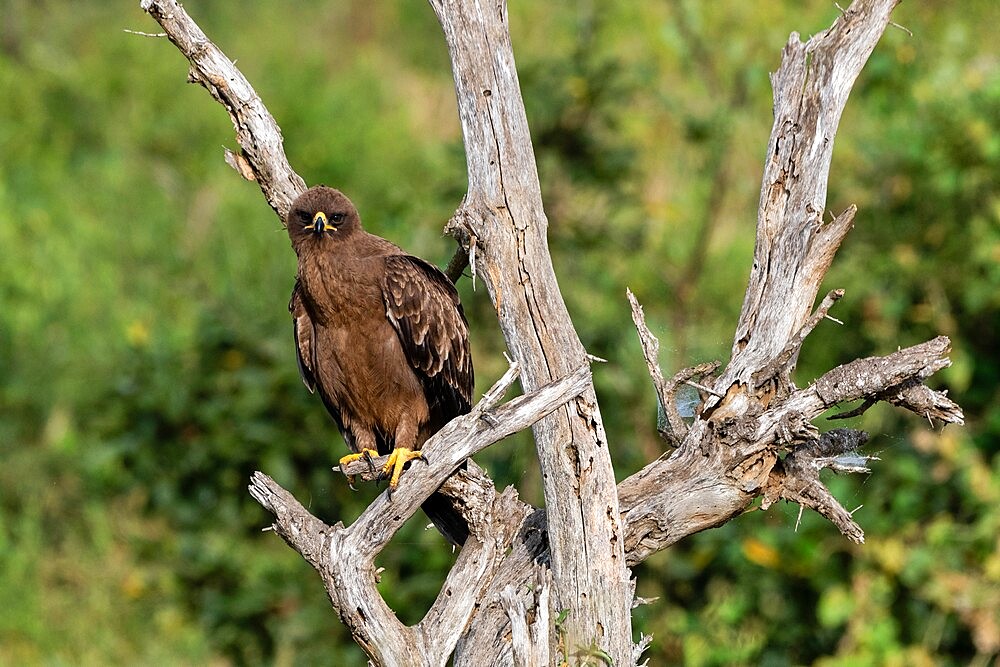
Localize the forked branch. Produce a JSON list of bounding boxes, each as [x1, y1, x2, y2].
[[249, 364, 590, 666], [711, 0, 901, 409]]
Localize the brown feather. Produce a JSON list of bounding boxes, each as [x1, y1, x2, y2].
[[289, 281, 317, 393]]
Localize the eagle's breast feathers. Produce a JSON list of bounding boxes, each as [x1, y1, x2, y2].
[[286, 187, 473, 456]]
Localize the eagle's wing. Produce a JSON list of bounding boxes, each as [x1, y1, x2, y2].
[[289, 279, 317, 393], [290, 278, 359, 449], [383, 255, 474, 421]]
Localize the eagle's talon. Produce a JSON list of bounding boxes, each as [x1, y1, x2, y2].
[[362, 449, 378, 478], [338, 448, 380, 485], [380, 447, 424, 491]]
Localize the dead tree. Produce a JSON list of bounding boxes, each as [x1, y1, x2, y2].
[[140, 0, 963, 664]]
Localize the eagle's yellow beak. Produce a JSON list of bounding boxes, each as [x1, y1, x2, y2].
[[305, 211, 328, 234]]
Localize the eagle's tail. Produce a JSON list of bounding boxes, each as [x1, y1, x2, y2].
[[421, 484, 469, 547]]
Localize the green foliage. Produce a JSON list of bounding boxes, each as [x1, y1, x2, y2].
[[1, 1, 997, 665]]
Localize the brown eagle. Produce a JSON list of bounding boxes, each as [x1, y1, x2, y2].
[[286, 186, 473, 544]]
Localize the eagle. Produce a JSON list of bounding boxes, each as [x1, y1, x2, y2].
[[286, 186, 473, 545]]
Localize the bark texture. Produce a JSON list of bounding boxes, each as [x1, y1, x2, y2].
[[427, 1, 634, 661], [141, 0, 963, 664]]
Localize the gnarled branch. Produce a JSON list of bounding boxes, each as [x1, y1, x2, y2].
[[709, 0, 901, 414], [250, 363, 590, 666], [426, 0, 634, 660]]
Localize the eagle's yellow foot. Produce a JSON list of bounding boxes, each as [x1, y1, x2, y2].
[[338, 448, 379, 489], [381, 447, 425, 493]]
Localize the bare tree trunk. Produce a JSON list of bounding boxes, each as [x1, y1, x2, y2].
[[428, 1, 634, 661], [140, 0, 963, 664]]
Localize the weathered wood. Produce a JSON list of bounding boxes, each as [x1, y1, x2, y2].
[[447, 340, 961, 658], [500, 566, 551, 667], [627, 289, 680, 442], [250, 364, 590, 667], [708, 0, 901, 415], [356, 334, 957, 660], [427, 0, 634, 662], [620, 336, 961, 560]]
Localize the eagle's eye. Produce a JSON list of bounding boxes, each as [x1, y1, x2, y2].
[[294, 209, 312, 225], [331, 213, 346, 223]]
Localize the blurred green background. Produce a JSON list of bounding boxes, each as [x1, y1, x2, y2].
[[1, 1, 997, 665]]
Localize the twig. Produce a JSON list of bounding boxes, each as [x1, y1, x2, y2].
[[769, 451, 867, 543], [445, 244, 470, 284], [469, 234, 477, 290], [478, 357, 522, 411], [752, 288, 845, 388], [888, 21, 913, 36], [682, 378, 724, 398], [443, 206, 477, 287], [627, 289, 679, 442], [123, 28, 166, 37], [885, 381, 964, 425], [628, 289, 723, 444], [828, 398, 875, 420]]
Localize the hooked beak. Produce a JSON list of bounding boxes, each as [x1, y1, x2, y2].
[[304, 211, 328, 235]]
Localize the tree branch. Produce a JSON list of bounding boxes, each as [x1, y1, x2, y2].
[[758, 336, 962, 437], [448, 334, 962, 657], [427, 0, 634, 661], [761, 428, 874, 543], [250, 364, 590, 666], [750, 288, 845, 390], [336, 361, 591, 486], [627, 288, 678, 441], [140, 0, 305, 218], [627, 288, 720, 444], [621, 335, 962, 556], [709, 0, 900, 413]]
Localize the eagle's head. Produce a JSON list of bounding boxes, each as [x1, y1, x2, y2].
[[286, 186, 361, 249]]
